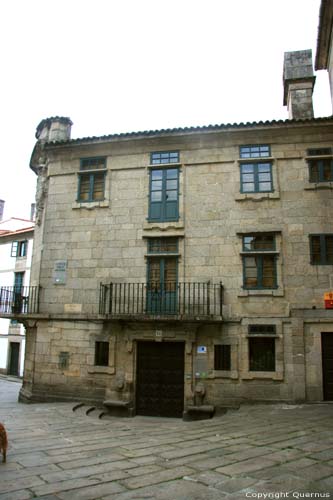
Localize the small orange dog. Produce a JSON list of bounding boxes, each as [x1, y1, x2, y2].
[[0, 423, 8, 463]]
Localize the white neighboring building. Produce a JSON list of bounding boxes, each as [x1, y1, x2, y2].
[[0, 218, 34, 376]]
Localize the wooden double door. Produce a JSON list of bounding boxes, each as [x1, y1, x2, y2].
[[136, 341, 184, 418]]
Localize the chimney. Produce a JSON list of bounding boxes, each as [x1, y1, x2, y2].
[[0, 200, 4, 221], [283, 50, 316, 120], [35, 116, 73, 143]]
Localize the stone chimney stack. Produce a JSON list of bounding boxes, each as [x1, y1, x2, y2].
[[283, 50, 316, 120], [35, 116, 73, 143], [0, 200, 4, 221]]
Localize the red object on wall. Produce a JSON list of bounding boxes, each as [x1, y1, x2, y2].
[[324, 292, 333, 309]]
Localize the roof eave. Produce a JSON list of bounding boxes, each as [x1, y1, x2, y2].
[[315, 0, 333, 70], [41, 116, 333, 151]]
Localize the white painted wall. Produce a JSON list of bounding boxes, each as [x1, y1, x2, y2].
[[0, 228, 34, 376]]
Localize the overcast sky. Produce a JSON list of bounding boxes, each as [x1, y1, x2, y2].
[[0, 0, 331, 220]]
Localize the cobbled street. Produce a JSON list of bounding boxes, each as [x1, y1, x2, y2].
[[0, 377, 332, 499]]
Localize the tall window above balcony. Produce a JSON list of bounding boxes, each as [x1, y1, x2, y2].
[[77, 157, 106, 202], [149, 167, 179, 222], [242, 234, 278, 289]]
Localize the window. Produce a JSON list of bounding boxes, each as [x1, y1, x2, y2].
[[249, 337, 275, 371], [214, 345, 231, 371], [240, 163, 273, 193], [95, 341, 109, 366], [148, 237, 178, 253], [149, 168, 179, 222], [11, 240, 28, 258], [307, 148, 333, 183], [310, 234, 333, 265], [240, 145, 271, 158], [147, 238, 178, 314], [248, 324, 276, 335], [78, 157, 106, 202], [239, 145, 273, 194], [14, 272, 24, 290], [242, 234, 277, 289], [151, 151, 179, 165]]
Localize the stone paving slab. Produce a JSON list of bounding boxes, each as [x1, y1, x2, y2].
[[0, 378, 333, 499]]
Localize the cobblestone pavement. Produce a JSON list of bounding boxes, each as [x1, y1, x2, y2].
[[0, 378, 333, 500]]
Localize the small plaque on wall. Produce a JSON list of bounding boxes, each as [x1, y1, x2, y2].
[[53, 260, 67, 285]]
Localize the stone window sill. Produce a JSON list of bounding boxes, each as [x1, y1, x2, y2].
[[143, 221, 185, 232], [88, 366, 115, 375], [212, 370, 238, 379], [242, 371, 283, 381], [235, 192, 280, 201], [72, 200, 110, 210], [304, 182, 333, 190], [238, 288, 284, 297]]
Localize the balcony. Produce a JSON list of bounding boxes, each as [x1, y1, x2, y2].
[[0, 286, 40, 315], [99, 281, 223, 320]]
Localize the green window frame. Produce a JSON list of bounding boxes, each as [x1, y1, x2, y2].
[[149, 167, 179, 222], [147, 237, 178, 254], [151, 151, 179, 165], [240, 145, 271, 159], [242, 234, 277, 289], [11, 240, 28, 258], [214, 345, 231, 371], [308, 158, 333, 182], [310, 234, 333, 265], [240, 162, 273, 193], [78, 157, 106, 202], [95, 341, 109, 366]]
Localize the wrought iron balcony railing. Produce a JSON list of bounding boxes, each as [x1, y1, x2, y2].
[[99, 281, 223, 318], [0, 286, 40, 315]]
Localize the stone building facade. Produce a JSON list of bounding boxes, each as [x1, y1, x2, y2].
[[1, 48, 332, 418]]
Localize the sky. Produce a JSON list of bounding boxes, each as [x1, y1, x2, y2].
[[0, 0, 331, 220]]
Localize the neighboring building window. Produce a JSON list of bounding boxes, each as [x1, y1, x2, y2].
[[242, 234, 277, 289], [151, 151, 179, 165], [11, 240, 28, 258], [78, 157, 106, 202], [307, 148, 333, 183], [214, 345, 231, 371], [310, 234, 333, 265], [149, 167, 179, 222], [240, 145, 270, 159], [14, 272, 25, 290], [95, 341, 109, 366]]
